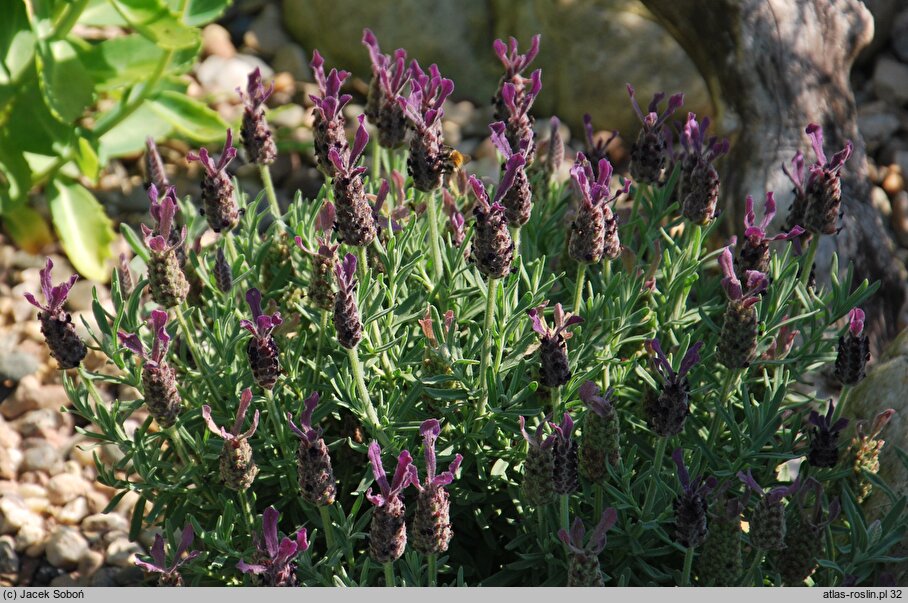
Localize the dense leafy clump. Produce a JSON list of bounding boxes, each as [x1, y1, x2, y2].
[[30, 29, 905, 588]]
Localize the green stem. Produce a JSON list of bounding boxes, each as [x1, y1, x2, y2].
[[552, 385, 562, 417], [173, 304, 221, 404], [426, 553, 437, 587], [263, 388, 284, 445], [477, 278, 499, 416], [259, 164, 282, 220], [318, 505, 336, 551], [51, 0, 89, 39], [347, 346, 389, 446], [800, 235, 820, 289], [572, 263, 587, 316], [311, 309, 329, 382], [832, 385, 851, 423], [594, 485, 603, 521], [384, 561, 395, 587], [642, 437, 668, 516], [509, 225, 521, 254], [424, 190, 445, 283], [223, 232, 239, 265], [371, 137, 382, 180], [238, 490, 255, 535], [559, 494, 571, 533], [681, 546, 695, 586], [707, 371, 738, 448], [357, 246, 369, 281], [164, 425, 191, 466]]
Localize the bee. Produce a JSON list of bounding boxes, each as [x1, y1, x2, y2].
[[441, 146, 470, 173]]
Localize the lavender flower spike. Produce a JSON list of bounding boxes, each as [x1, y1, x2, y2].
[[238, 68, 276, 165], [363, 29, 410, 148], [550, 412, 579, 495], [467, 170, 517, 280], [135, 525, 201, 587], [141, 186, 189, 308], [202, 388, 260, 490], [310, 50, 352, 176], [490, 120, 533, 226], [643, 338, 703, 436], [24, 258, 86, 370], [807, 401, 849, 468], [719, 246, 768, 308], [398, 61, 455, 192], [492, 34, 541, 125], [737, 471, 801, 550], [582, 114, 619, 176], [118, 310, 182, 427], [678, 112, 729, 224], [329, 114, 377, 247], [627, 83, 683, 185], [718, 246, 768, 369], [241, 288, 283, 389], [501, 69, 542, 164], [333, 253, 363, 349], [519, 415, 556, 506], [568, 152, 630, 264], [186, 129, 239, 233], [237, 506, 309, 587], [287, 392, 337, 506], [738, 192, 805, 276], [558, 508, 619, 586], [578, 381, 621, 481], [835, 307, 869, 385], [366, 441, 417, 563], [671, 448, 717, 548], [411, 419, 463, 555], [528, 302, 583, 388]]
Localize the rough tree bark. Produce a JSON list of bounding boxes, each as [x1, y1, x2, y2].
[[641, 0, 906, 352]]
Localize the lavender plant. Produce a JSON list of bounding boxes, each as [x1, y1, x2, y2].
[[44, 28, 907, 589]]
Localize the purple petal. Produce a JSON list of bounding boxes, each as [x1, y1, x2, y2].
[[568, 516, 585, 548], [420, 419, 441, 483], [134, 558, 164, 575], [174, 525, 195, 560], [489, 121, 511, 158], [295, 528, 309, 554], [848, 307, 865, 337], [737, 470, 763, 497], [232, 388, 254, 436], [527, 307, 548, 337], [389, 449, 415, 496], [493, 154, 525, 205], [806, 123, 827, 165], [150, 533, 167, 570], [678, 341, 704, 378], [201, 405, 227, 439], [236, 560, 267, 575], [245, 288, 263, 320], [367, 441, 391, 499], [118, 332, 145, 358], [350, 114, 370, 165], [262, 507, 280, 559], [578, 381, 600, 404], [672, 448, 691, 491], [588, 507, 618, 554]]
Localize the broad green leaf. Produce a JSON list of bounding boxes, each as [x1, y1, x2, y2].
[[0, 135, 33, 205], [35, 40, 95, 122], [2, 203, 54, 252], [183, 0, 231, 26], [81, 0, 129, 26], [5, 69, 75, 162], [0, 2, 37, 121], [47, 179, 116, 282], [74, 137, 100, 183], [78, 34, 199, 91], [147, 90, 228, 142], [98, 103, 172, 161], [107, 0, 199, 50]]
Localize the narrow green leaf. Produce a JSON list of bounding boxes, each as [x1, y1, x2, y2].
[[121, 223, 150, 262], [108, 0, 199, 49], [47, 179, 116, 282], [146, 90, 228, 142]]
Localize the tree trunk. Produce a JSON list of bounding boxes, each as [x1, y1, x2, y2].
[[641, 0, 906, 352]]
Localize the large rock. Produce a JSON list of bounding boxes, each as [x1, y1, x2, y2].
[[282, 0, 711, 137]]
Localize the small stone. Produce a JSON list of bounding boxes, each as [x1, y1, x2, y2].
[[49, 573, 78, 588], [47, 473, 87, 505], [0, 446, 19, 480], [21, 442, 63, 475], [202, 24, 235, 58], [65, 280, 94, 312], [84, 492, 110, 516], [195, 54, 272, 98], [3, 374, 41, 419], [0, 416, 20, 449], [57, 497, 89, 525], [245, 4, 290, 56], [15, 523, 47, 556], [0, 536, 17, 574], [114, 566, 145, 586], [23, 496, 49, 515], [272, 44, 310, 81], [68, 437, 99, 468], [858, 105, 900, 153], [0, 337, 39, 382], [17, 483, 47, 499], [872, 186, 892, 217], [46, 527, 88, 570], [115, 490, 140, 519], [0, 495, 43, 535], [81, 513, 129, 537], [13, 408, 66, 437], [873, 57, 908, 105], [32, 560, 64, 586], [891, 191, 908, 247], [138, 527, 162, 550], [105, 537, 142, 567], [883, 166, 904, 196], [895, 151, 908, 185], [893, 9, 908, 62], [77, 549, 104, 578], [89, 566, 118, 587]]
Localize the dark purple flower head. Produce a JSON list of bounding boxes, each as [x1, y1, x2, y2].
[[528, 302, 583, 341], [186, 129, 237, 179], [583, 114, 619, 165], [334, 253, 358, 296], [518, 415, 555, 450], [570, 152, 632, 210], [719, 246, 768, 306], [737, 470, 801, 505], [24, 258, 78, 318], [558, 508, 618, 556], [645, 338, 703, 387], [501, 69, 542, 124], [578, 381, 615, 419], [398, 61, 454, 129], [848, 307, 865, 338], [743, 193, 805, 247], [362, 29, 409, 98], [783, 124, 853, 194], [240, 288, 282, 340], [118, 309, 171, 368], [140, 185, 186, 254], [550, 412, 575, 445], [493, 35, 540, 79], [327, 114, 370, 180], [309, 50, 352, 123], [135, 525, 201, 580], [202, 388, 259, 442], [679, 112, 728, 163], [366, 442, 417, 507], [627, 84, 683, 131], [287, 392, 322, 444], [237, 506, 309, 586], [413, 419, 462, 491], [238, 67, 273, 112], [672, 448, 717, 497], [468, 158, 523, 212], [490, 120, 531, 158], [808, 401, 849, 436]]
